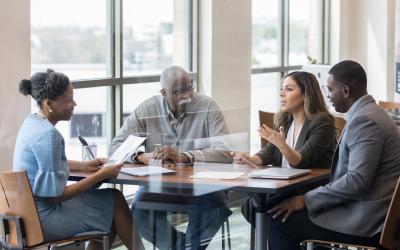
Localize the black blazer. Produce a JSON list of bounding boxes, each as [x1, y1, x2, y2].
[[255, 114, 336, 169]]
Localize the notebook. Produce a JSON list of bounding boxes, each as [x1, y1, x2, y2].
[[248, 167, 311, 179], [120, 166, 176, 177]]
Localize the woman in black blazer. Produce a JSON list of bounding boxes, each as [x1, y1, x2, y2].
[[234, 71, 335, 169], [233, 71, 336, 226]]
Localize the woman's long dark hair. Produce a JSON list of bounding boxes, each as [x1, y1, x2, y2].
[[274, 71, 333, 129]]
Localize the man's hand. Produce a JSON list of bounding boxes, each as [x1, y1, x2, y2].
[[152, 146, 189, 164], [267, 195, 305, 222], [137, 146, 189, 168], [137, 153, 153, 164]]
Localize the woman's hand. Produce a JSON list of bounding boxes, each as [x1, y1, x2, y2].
[[95, 163, 123, 181], [82, 158, 108, 172], [258, 124, 286, 149], [231, 152, 262, 167]]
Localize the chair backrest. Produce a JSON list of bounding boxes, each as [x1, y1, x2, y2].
[[259, 111, 275, 148], [380, 177, 400, 250], [0, 171, 44, 247], [378, 101, 400, 111], [333, 115, 346, 142]]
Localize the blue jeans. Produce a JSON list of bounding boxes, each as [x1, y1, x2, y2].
[[132, 188, 232, 250]]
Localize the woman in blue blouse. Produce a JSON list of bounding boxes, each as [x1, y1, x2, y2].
[[13, 69, 144, 250]]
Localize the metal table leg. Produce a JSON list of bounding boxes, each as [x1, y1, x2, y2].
[[255, 210, 267, 250], [250, 193, 268, 250]]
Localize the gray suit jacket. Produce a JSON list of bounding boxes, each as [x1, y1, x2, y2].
[[304, 95, 400, 237]]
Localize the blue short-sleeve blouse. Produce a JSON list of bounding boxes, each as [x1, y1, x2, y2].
[[13, 114, 114, 241]]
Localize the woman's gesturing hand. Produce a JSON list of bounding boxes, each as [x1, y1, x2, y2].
[[258, 124, 286, 149]]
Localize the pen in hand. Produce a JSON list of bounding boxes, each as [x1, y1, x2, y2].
[[232, 152, 261, 168]]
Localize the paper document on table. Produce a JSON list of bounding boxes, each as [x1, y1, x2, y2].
[[191, 171, 244, 180], [105, 135, 146, 166], [120, 166, 176, 176]]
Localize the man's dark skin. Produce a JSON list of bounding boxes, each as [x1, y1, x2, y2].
[[137, 73, 194, 166], [267, 73, 368, 222]]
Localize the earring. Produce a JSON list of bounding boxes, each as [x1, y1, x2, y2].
[[49, 109, 53, 113]]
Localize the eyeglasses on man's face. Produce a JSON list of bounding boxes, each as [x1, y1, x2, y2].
[[166, 83, 195, 96]]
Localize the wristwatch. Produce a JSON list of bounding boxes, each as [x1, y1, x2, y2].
[[131, 151, 144, 163], [183, 151, 195, 166]]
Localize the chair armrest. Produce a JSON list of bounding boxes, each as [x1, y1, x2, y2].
[[0, 213, 25, 250], [301, 239, 377, 250]]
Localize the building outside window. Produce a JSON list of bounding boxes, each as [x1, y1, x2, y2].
[[31, 0, 328, 157], [250, 0, 328, 153], [31, 0, 194, 159]]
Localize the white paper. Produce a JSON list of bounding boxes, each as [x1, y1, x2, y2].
[[190, 171, 244, 180], [120, 166, 176, 176], [105, 135, 146, 166]]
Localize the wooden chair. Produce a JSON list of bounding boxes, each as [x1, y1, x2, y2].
[[259, 111, 275, 148], [378, 101, 400, 111], [334, 115, 346, 142], [378, 101, 400, 127], [0, 171, 110, 250], [301, 176, 400, 250]]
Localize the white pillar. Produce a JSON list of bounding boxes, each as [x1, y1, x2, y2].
[[330, 0, 395, 101], [199, 0, 252, 149], [0, 0, 31, 171]]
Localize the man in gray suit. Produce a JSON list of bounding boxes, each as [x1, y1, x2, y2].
[[267, 60, 400, 249]]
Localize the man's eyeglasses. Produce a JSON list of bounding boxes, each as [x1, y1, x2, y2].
[[166, 83, 195, 96]]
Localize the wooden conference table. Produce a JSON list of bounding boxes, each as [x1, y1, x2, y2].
[[70, 163, 330, 250]]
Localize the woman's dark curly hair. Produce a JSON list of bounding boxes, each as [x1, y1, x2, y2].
[[19, 69, 70, 107]]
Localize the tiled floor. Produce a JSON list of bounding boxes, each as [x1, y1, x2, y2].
[[115, 207, 252, 250]]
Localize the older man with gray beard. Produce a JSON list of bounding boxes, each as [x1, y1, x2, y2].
[[110, 65, 232, 250]]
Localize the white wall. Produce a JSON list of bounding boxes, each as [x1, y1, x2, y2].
[[330, 0, 396, 101], [199, 0, 252, 148], [0, 1, 31, 171]]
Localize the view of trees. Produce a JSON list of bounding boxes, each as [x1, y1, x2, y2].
[[31, 27, 107, 64]]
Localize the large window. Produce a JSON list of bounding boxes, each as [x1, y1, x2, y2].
[[123, 0, 191, 76], [250, 0, 328, 153], [289, 0, 324, 65], [31, 0, 109, 79], [252, 0, 280, 67], [31, 0, 195, 159]]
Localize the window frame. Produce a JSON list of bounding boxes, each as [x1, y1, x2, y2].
[[251, 0, 330, 78], [68, 0, 198, 144]]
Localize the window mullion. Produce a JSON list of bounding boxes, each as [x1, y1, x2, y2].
[[282, 0, 289, 69], [113, 0, 123, 135], [323, 0, 331, 64]]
